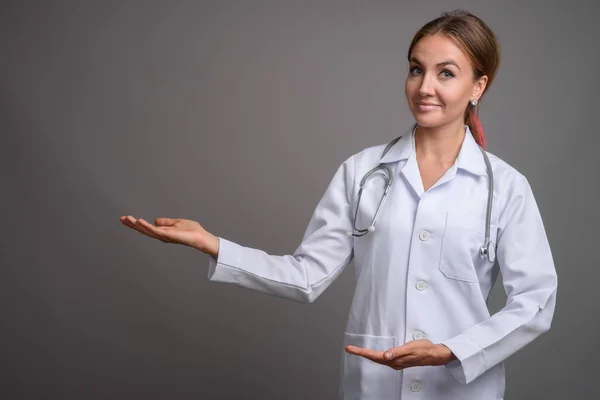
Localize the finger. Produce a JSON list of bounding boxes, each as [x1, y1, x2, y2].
[[345, 346, 386, 363], [135, 221, 163, 241], [155, 218, 177, 226], [124, 216, 159, 238], [383, 342, 421, 361], [384, 347, 410, 361], [136, 219, 169, 241], [138, 219, 180, 243], [121, 216, 144, 233], [122, 216, 168, 236], [120, 216, 163, 242]]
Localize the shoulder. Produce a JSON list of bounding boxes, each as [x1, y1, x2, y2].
[[329, 141, 395, 193], [484, 150, 529, 189], [344, 141, 394, 169], [484, 150, 539, 225]]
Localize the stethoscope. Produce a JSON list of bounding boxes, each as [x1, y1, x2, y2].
[[346, 125, 496, 264]]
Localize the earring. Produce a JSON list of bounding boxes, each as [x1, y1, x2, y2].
[[470, 99, 478, 107]]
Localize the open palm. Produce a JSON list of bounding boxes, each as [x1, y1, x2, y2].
[[120, 215, 205, 249]]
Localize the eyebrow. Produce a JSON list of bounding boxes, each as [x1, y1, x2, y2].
[[409, 57, 461, 71]]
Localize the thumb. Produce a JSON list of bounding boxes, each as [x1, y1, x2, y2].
[[384, 349, 396, 361], [155, 218, 177, 226]]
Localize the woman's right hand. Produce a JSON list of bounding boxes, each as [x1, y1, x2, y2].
[[119, 215, 220, 257]]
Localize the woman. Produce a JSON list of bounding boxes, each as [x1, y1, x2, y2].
[[121, 10, 557, 400]]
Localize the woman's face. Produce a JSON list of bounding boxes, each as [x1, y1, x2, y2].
[[405, 34, 487, 130]]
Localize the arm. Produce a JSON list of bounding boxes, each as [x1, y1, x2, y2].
[[441, 173, 558, 384], [206, 155, 356, 303]]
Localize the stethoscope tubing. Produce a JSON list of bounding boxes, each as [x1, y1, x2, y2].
[[347, 129, 496, 264]]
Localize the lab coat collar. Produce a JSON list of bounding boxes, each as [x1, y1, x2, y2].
[[379, 124, 488, 177], [378, 124, 416, 164], [456, 125, 488, 177]]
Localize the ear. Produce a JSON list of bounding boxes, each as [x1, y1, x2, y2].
[[472, 75, 488, 101]]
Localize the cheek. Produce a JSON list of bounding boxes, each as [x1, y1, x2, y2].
[[440, 87, 469, 109], [405, 79, 416, 99]]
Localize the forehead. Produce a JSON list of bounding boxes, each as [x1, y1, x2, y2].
[[410, 34, 470, 66]]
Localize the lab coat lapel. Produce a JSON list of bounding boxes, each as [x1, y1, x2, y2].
[[401, 153, 425, 198], [380, 124, 487, 198], [380, 125, 426, 198]]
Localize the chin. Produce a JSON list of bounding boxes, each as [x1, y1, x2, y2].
[[412, 114, 444, 128]]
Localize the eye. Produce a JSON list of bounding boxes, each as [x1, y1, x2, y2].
[[409, 66, 422, 75], [440, 70, 455, 78]]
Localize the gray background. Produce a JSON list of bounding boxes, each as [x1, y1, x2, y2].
[[2, 0, 598, 399]]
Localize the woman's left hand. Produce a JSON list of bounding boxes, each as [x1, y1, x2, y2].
[[345, 339, 456, 370]]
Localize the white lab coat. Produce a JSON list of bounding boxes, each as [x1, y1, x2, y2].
[[207, 125, 557, 400]]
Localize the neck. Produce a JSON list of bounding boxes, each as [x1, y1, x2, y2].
[[414, 121, 466, 163]]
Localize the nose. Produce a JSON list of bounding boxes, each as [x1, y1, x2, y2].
[[418, 73, 435, 97]]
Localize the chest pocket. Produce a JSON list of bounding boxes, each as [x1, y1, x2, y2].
[[439, 212, 495, 283]]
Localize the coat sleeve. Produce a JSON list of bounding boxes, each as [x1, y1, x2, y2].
[[441, 172, 558, 384], [206, 155, 356, 303]]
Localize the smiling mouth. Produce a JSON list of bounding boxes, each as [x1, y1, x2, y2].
[[416, 103, 441, 111]]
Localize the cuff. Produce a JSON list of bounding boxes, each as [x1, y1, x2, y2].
[[441, 334, 485, 384], [207, 237, 242, 280]]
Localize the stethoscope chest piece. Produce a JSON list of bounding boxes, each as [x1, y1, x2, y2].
[[480, 240, 496, 264]]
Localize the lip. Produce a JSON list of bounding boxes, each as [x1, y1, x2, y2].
[[416, 102, 441, 112]]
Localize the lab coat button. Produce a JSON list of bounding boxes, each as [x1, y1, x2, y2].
[[410, 381, 422, 392], [413, 330, 426, 340], [416, 280, 427, 291], [419, 231, 430, 241]]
